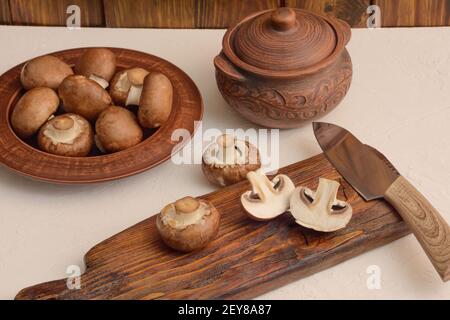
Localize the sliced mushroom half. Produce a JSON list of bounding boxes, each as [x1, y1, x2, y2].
[[290, 178, 353, 232], [241, 170, 295, 221], [156, 196, 220, 252], [202, 134, 261, 187]]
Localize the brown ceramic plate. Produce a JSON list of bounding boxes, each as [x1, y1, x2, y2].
[[0, 47, 203, 184]]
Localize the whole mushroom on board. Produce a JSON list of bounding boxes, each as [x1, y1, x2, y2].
[[202, 134, 261, 187], [38, 113, 94, 157], [241, 170, 295, 221], [290, 178, 353, 232], [11, 87, 59, 139], [109, 68, 149, 106], [20, 55, 74, 90], [95, 106, 143, 153], [75, 48, 117, 89], [156, 196, 220, 252], [59, 75, 112, 122]]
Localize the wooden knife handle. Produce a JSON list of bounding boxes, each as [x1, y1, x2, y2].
[[385, 176, 450, 282]]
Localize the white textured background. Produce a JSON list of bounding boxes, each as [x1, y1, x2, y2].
[[0, 26, 449, 299]]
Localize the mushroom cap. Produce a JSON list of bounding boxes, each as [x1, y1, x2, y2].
[[156, 197, 220, 252], [20, 55, 73, 90], [59, 75, 112, 122], [95, 106, 143, 153], [202, 140, 261, 187], [138, 72, 173, 128], [109, 68, 149, 106], [11, 87, 59, 139], [75, 48, 116, 82], [241, 171, 295, 221], [202, 135, 261, 187], [38, 113, 94, 157], [289, 178, 353, 232]]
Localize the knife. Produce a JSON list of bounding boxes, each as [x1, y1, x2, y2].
[[313, 122, 450, 282]]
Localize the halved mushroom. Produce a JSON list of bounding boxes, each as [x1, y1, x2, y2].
[[109, 68, 149, 106], [95, 106, 143, 153], [38, 113, 93, 157], [137, 72, 173, 128], [156, 196, 220, 252], [20, 55, 73, 90], [241, 170, 295, 221], [59, 75, 112, 122], [290, 178, 353, 232], [11, 87, 59, 139], [74, 48, 116, 89], [202, 134, 261, 187]]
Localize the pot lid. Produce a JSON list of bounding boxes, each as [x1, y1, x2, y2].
[[228, 7, 338, 72]]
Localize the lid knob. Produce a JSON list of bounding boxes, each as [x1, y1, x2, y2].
[[270, 7, 297, 32]]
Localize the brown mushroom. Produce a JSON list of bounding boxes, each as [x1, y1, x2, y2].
[[95, 106, 143, 153], [38, 113, 93, 157], [11, 87, 59, 139], [290, 178, 353, 232], [137, 72, 173, 128], [202, 134, 261, 187], [20, 55, 73, 90], [59, 75, 112, 122], [156, 196, 220, 252], [109, 68, 149, 106], [74, 48, 116, 89]]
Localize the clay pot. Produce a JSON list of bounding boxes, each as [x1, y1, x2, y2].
[[214, 7, 353, 129]]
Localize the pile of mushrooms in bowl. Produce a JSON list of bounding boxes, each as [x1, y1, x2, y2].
[[11, 48, 173, 157]]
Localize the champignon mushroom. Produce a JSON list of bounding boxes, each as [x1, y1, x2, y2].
[[290, 178, 353, 232], [137, 72, 173, 128], [95, 106, 143, 153], [38, 113, 93, 157], [202, 134, 261, 187], [109, 68, 149, 106], [241, 170, 295, 221], [156, 196, 220, 252], [74, 48, 116, 89], [59, 75, 112, 122], [20, 55, 73, 90], [11, 87, 59, 139]]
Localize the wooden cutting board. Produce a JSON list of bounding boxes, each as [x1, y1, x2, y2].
[[15, 154, 410, 300]]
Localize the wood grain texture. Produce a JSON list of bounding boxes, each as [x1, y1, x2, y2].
[[385, 176, 450, 281], [287, 0, 371, 27], [0, 47, 203, 184], [15, 154, 410, 300], [9, 0, 105, 26], [0, 0, 11, 24], [196, 0, 278, 28], [374, 0, 450, 27], [104, 0, 196, 28]]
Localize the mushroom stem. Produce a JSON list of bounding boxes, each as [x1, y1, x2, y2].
[[89, 74, 109, 89], [313, 178, 341, 210], [216, 134, 238, 164], [126, 85, 143, 106]]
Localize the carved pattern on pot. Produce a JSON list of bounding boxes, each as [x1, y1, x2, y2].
[[216, 54, 352, 126]]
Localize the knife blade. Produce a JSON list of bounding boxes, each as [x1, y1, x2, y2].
[[313, 122, 450, 282]]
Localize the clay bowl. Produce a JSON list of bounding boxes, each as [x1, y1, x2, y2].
[[214, 8, 353, 129], [0, 47, 203, 184]]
